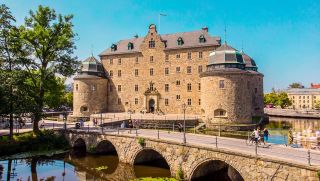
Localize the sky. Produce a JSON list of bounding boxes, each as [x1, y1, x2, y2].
[[2, 0, 320, 92]]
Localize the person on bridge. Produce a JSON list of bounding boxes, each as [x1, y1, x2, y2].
[[263, 128, 270, 145], [254, 128, 260, 143]]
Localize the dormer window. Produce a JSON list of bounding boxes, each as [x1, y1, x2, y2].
[[177, 37, 184, 46], [111, 44, 117, 51], [199, 35, 206, 43], [128, 42, 134, 50], [149, 38, 155, 48]]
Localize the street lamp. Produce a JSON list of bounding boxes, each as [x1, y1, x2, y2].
[[182, 103, 186, 144], [63, 111, 67, 130]]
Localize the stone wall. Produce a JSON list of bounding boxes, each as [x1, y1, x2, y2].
[[66, 131, 319, 181], [73, 77, 108, 118], [100, 25, 218, 115]]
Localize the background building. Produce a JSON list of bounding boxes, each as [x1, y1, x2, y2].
[[71, 24, 264, 124], [288, 89, 320, 109]]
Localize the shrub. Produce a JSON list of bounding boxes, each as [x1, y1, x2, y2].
[[88, 146, 96, 154], [176, 167, 184, 180], [137, 137, 145, 146], [317, 170, 320, 178]]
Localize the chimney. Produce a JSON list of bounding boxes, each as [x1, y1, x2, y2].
[[202, 27, 208, 32]]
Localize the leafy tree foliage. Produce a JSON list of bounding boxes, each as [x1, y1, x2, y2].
[[288, 82, 304, 89], [12, 5, 79, 133], [264, 90, 292, 108]]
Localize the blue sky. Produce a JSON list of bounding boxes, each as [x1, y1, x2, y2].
[[3, 0, 320, 92]]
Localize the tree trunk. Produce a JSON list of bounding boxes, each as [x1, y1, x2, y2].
[[6, 159, 11, 181], [31, 157, 38, 181], [9, 113, 13, 141]]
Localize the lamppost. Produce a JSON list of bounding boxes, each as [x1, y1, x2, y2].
[[63, 111, 67, 130], [182, 103, 186, 144]]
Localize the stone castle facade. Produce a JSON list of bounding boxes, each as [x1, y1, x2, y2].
[[72, 24, 264, 124]]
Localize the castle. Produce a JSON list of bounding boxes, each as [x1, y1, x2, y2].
[[71, 24, 264, 124]]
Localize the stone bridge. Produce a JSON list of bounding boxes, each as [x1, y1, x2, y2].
[[65, 130, 319, 181]]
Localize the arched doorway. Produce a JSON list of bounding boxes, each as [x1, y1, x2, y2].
[[191, 160, 244, 181], [149, 99, 155, 113]]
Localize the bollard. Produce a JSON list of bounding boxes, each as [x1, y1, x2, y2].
[[87, 125, 89, 132], [136, 128, 138, 136], [215, 136, 218, 148], [194, 125, 196, 134], [308, 150, 311, 165], [117, 127, 119, 135], [173, 123, 175, 132]]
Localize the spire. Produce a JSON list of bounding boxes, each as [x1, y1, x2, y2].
[[90, 44, 94, 57], [224, 24, 227, 44]]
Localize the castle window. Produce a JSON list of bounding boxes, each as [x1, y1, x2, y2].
[[165, 84, 169, 92], [150, 68, 154, 76], [214, 109, 227, 117], [80, 106, 88, 112], [198, 83, 201, 91], [199, 99, 201, 105], [135, 85, 139, 92], [109, 70, 113, 77], [176, 80, 180, 86], [199, 35, 206, 43], [118, 70, 121, 77], [135, 69, 139, 77], [199, 52, 203, 59], [135, 57, 139, 64], [91, 85, 96, 91], [149, 39, 155, 48], [176, 67, 181, 73], [135, 98, 138, 105], [176, 95, 181, 100], [219, 80, 225, 89], [187, 98, 192, 106], [165, 67, 169, 75], [75, 84, 78, 91], [118, 58, 121, 65], [150, 83, 154, 91], [118, 98, 121, 105], [110, 59, 113, 65], [165, 99, 169, 106], [188, 52, 192, 60], [187, 83, 192, 92], [177, 37, 184, 46], [118, 85, 121, 92], [111, 44, 117, 51], [165, 54, 169, 61], [128, 42, 134, 50], [150, 56, 154, 63], [198, 65, 203, 73], [176, 54, 181, 59], [187, 66, 192, 74]]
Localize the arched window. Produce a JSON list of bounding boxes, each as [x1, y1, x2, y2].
[[80, 106, 88, 112], [199, 35, 206, 43], [111, 44, 117, 51], [128, 42, 134, 50], [214, 109, 227, 117], [177, 37, 184, 46]]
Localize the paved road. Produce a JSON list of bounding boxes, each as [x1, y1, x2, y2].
[[77, 127, 320, 167], [2, 120, 320, 167]]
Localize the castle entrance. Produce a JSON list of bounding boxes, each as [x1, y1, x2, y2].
[[149, 99, 155, 113]]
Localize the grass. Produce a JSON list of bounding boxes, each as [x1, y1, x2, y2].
[[0, 130, 69, 156]]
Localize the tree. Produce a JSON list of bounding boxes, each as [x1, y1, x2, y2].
[[0, 4, 20, 139], [288, 82, 304, 89], [14, 6, 79, 133], [264, 91, 292, 108]]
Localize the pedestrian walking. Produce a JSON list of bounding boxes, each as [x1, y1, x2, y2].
[[263, 128, 270, 145]]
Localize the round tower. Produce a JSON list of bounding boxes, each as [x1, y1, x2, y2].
[[72, 56, 108, 120], [200, 43, 263, 125]]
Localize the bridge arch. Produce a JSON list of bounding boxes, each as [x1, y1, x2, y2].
[[96, 140, 118, 155], [190, 159, 244, 181], [73, 138, 86, 150], [133, 148, 171, 171]]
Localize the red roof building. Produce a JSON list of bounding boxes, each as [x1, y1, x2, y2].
[[311, 83, 320, 89]]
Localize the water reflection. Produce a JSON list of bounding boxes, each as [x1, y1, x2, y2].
[[0, 152, 172, 180]]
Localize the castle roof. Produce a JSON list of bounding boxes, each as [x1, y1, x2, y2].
[[75, 56, 106, 79], [241, 51, 258, 71], [99, 29, 221, 56], [208, 43, 245, 65]]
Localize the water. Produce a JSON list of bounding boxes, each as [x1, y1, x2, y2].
[[0, 153, 171, 181]]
